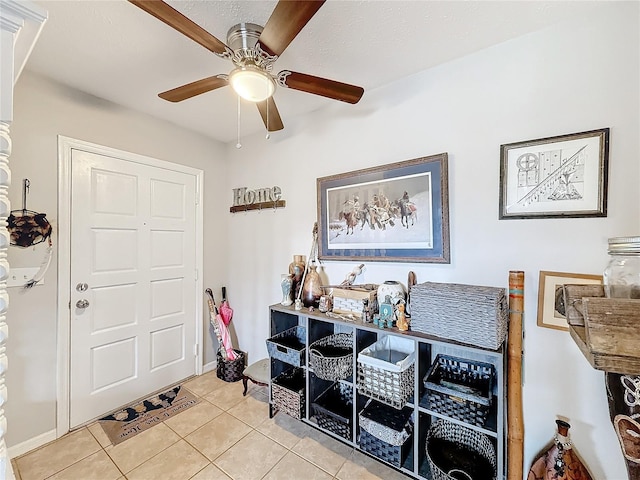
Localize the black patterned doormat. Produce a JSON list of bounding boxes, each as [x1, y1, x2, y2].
[[98, 385, 199, 445]]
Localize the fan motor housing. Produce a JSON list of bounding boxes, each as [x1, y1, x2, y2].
[[227, 22, 262, 51], [227, 22, 275, 71]]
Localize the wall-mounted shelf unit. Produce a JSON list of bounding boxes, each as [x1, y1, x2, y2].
[[569, 297, 640, 375], [267, 304, 507, 480]]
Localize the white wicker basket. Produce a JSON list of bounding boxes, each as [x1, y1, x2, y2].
[[357, 335, 415, 409]]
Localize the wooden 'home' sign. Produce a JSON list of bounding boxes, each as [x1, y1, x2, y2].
[[230, 186, 286, 213]]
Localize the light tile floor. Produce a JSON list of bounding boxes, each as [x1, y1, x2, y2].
[[12, 370, 410, 480]]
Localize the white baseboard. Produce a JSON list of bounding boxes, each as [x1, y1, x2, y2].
[[202, 360, 217, 374], [8, 429, 57, 460], [8, 362, 221, 464]]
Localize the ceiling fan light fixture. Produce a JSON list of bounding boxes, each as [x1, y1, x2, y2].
[[229, 66, 275, 102]]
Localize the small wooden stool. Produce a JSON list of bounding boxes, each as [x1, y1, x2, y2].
[[242, 358, 270, 396]]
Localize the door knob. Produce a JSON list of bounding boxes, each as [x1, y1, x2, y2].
[[76, 283, 89, 292], [76, 299, 90, 309]]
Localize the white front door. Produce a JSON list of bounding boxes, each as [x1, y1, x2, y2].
[[69, 148, 198, 427]]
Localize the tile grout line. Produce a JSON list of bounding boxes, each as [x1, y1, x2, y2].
[[16, 428, 104, 480], [16, 373, 397, 480], [85, 426, 127, 479]]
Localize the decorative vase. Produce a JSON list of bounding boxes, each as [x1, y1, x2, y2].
[[377, 280, 405, 306], [289, 255, 306, 301], [527, 420, 594, 480], [289, 254, 306, 275], [280, 274, 293, 306], [302, 262, 323, 308]]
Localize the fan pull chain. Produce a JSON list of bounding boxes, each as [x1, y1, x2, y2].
[[265, 100, 270, 140], [236, 95, 242, 149]]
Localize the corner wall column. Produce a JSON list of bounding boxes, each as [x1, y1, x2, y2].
[[0, 1, 47, 478], [0, 121, 10, 479]]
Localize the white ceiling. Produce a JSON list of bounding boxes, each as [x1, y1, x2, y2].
[[26, 0, 603, 144]]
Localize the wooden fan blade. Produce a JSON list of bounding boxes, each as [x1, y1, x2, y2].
[[159, 76, 228, 102], [257, 0, 325, 56], [128, 0, 229, 55], [256, 98, 284, 132], [279, 71, 364, 104]]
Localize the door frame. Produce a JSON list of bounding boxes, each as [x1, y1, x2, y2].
[[56, 136, 204, 437]]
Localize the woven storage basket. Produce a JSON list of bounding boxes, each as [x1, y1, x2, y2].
[[309, 333, 353, 381], [359, 429, 413, 468], [423, 354, 494, 427], [266, 325, 306, 367], [216, 349, 246, 382], [271, 367, 305, 419], [426, 419, 496, 480], [357, 335, 415, 409], [358, 400, 413, 446], [410, 282, 508, 350], [312, 382, 353, 440]]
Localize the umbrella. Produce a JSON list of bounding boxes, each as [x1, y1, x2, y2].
[[205, 288, 237, 361], [219, 286, 234, 326]]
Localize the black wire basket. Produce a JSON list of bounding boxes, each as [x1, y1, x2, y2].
[[312, 382, 353, 440], [423, 354, 494, 427]]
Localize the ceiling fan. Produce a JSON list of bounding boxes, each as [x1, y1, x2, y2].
[[128, 0, 365, 133]]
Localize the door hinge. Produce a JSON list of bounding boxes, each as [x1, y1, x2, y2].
[[194, 343, 198, 356]]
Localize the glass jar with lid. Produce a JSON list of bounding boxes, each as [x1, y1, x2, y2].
[[603, 236, 640, 299]]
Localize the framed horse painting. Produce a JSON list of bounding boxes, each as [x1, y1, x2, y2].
[[317, 153, 450, 263]]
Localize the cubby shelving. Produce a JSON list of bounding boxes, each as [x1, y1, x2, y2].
[[267, 304, 507, 480]]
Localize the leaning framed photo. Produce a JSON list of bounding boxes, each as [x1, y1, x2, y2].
[[499, 128, 609, 219], [317, 153, 450, 263], [537, 270, 603, 331]]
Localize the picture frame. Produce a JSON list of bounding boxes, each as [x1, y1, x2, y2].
[[537, 270, 603, 331], [317, 153, 450, 263], [499, 128, 609, 219]]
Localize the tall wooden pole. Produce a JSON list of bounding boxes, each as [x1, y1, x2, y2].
[[508, 271, 525, 480]]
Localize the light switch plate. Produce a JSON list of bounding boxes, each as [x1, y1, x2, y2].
[[8, 268, 42, 287]]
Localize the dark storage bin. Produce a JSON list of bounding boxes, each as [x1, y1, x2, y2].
[[216, 349, 246, 382], [312, 382, 353, 440], [359, 429, 413, 468], [266, 326, 306, 367], [423, 354, 494, 427], [272, 367, 305, 419], [358, 400, 413, 468]]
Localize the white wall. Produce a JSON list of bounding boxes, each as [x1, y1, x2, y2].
[[224, 4, 638, 479], [7, 71, 228, 448], [6, 2, 639, 478]]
